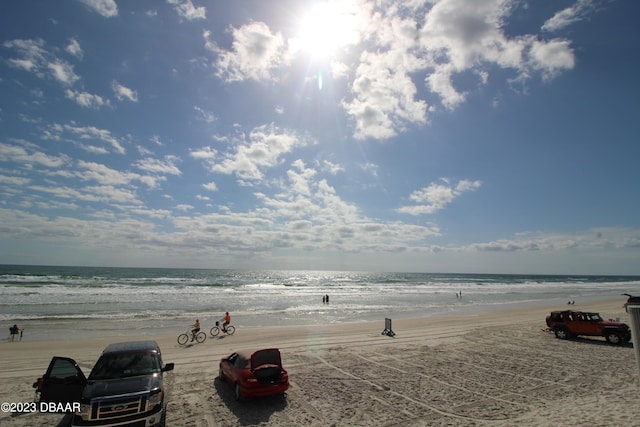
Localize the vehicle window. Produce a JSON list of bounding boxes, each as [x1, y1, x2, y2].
[[89, 351, 160, 380], [234, 354, 250, 369], [49, 359, 80, 379]]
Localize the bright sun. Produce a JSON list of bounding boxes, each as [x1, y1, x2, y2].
[[291, 2, 360, 61]]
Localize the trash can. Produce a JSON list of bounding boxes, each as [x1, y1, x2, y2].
[[627, 304, 640, 381]]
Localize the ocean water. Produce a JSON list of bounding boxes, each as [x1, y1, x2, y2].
[[1, 265, 639, 341]]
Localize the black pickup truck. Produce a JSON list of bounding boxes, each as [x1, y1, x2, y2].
[[34, 340, 174, 427]]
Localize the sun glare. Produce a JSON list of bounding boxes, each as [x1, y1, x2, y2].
[[291, 2, 360, 61]]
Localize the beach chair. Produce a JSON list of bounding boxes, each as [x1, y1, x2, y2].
[[381, 318, 396, 337], [9, 325, 19, 342]]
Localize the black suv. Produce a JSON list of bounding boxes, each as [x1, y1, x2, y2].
[[34, 340, 174, 427]]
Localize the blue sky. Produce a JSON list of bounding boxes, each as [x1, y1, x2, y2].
[[1, 0, 639, 274]]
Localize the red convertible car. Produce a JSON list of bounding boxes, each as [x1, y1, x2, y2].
[[218, 348, 289, 400]]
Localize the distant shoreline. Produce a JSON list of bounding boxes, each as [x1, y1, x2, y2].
[[4, 263, 640, 278]]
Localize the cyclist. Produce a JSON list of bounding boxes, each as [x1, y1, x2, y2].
[[222, 312, 231, 332], [191, 319, 201, 341]]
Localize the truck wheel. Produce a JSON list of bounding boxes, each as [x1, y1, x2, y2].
[[605, 332, 621, 345], [235, 383, 242, 401], [554, 328, 570, 340]]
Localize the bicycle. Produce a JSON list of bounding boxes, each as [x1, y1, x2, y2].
[[177, 328, 206, 345], [210, 320, 235, 337]]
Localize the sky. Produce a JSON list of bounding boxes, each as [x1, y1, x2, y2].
[[1, 0, 639, 274]]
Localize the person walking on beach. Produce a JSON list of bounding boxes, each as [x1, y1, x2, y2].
[[222, 312, 231, 332], [191, 319, 200, 341]]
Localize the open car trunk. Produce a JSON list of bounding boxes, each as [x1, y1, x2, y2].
[[250, 349, 283, 384]]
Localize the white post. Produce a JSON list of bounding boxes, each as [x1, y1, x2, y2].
[[627, 305, 640, 382]]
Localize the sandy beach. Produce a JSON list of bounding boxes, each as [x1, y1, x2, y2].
[[1, 299, 638, 426]]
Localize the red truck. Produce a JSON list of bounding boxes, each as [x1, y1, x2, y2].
[[545, 310, 632, 345]]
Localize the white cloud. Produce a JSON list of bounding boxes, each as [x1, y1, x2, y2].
[[204, 124, 307, 181], [149, 135, 164, 146], [194, 105, 216, 123], [175, 204, 194, 211], [360, 162, 379, 177], [65, 38, 83, 59], [168, 0, 206, 20], [397, 178, 481, 215], [197, 1, 580, 141], [47, 61, 80, 85], [344, 50, 428, 140], [466, 228, 640, 253], [0, 175, 31, 187], [542, 0, 596, 33], [28, 183, 140, 205], [65, 89, 111, 109], [77, 160, 163, 189], [209, 22, 289, 82], [245, 164, 441, 254], [112, 81, 139, 102], [321, 160, 345, 175], [4, 38, 81, 86], [134, 156, 182, 176], [78, 0, 118, 17], [455, 179, 482, 193], [287, 160, 316, 197], [0, 142, 70, 169], [419, 0, 577, 86], [44, 123, 126, 154], [342, 0, 578, 138], [528, 39, 575, 81], [189, 146, 217, 160], [202, 182, 218, 192], [6, 57, 37, 72], [426, 67, 466, 110]]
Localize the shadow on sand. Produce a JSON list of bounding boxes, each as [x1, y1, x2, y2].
[[213, 377, 287, 426]]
